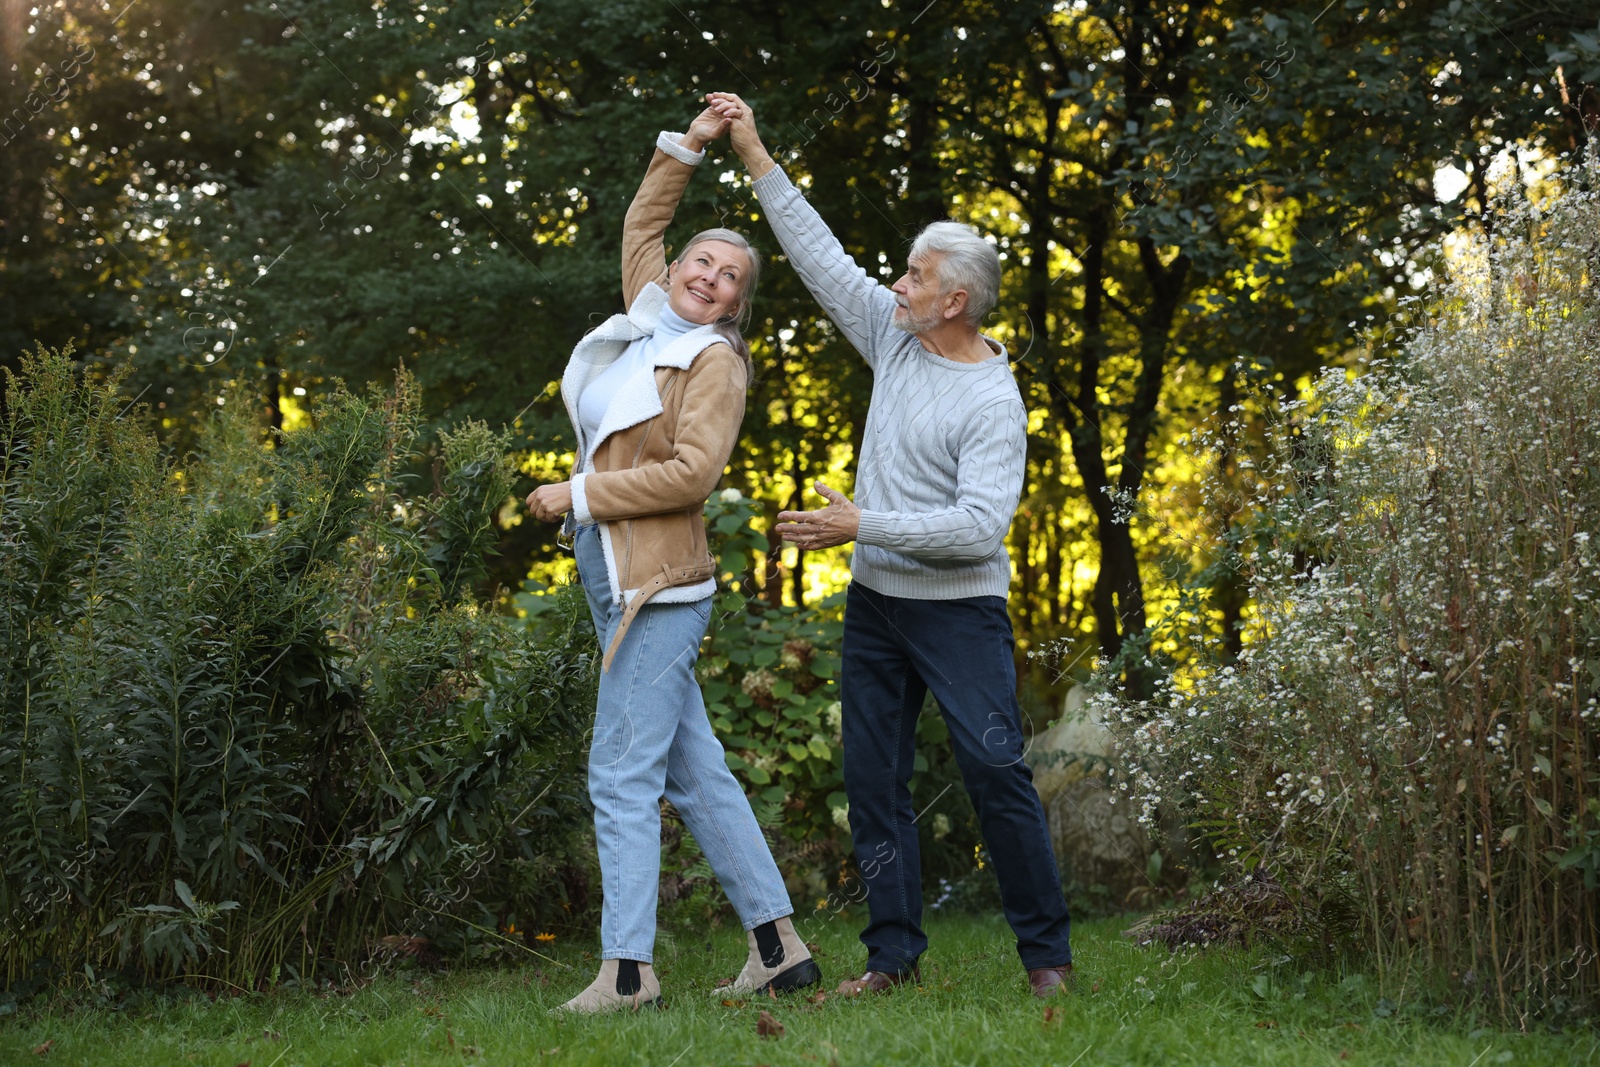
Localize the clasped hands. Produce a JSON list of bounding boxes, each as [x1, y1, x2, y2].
[[679, 92, 770, 163]]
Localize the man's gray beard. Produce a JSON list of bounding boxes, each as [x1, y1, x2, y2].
[[891, 307, 941, 336]]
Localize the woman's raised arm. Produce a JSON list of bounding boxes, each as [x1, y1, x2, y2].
[[620, 105, 728, 308]]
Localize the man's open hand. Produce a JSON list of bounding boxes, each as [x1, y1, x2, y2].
[[526, 482, 572, 523], [776, 482, 860, 550]]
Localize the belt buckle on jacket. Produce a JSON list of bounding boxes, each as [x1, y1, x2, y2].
[[556, 511, 576, 552]]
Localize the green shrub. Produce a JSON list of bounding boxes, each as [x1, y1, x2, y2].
[[0, 347, 597, 994], [1104, 156, 1600, 1020], [698, 492, 847, 841]]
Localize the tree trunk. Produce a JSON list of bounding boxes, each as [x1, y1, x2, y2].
[[1016, 506, 1035, 631], [767, 476, 803, 608], [1213, 373, 1246, 663], [1045, 509, 1064, 626], [1053, 203, 1152, 686], [1050, 225, 1190, 700], [900, 17, 947, 229], [265, 364, 284, 437]]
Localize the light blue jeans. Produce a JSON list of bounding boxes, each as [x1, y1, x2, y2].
[[574, 523, 793, 962]]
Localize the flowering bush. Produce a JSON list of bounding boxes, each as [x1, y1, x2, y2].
[[1105, 155, 1600, 1020]]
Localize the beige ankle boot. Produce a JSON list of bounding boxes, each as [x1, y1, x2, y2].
[[557, 958, 661, 1013], [725, 917, 822, 995]]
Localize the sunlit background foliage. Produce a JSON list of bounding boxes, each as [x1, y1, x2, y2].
[[5, 0, 1595, 702]]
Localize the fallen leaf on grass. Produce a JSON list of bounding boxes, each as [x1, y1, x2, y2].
[[1339, 1051, 1351, 1060], [234, 1061, 251, 1067], [805, 942, 821, 953], [1042, 1006, 1060, 1027], [1255, 1020, 1278, 1029], [262, 1030, 282, 1041], [32, 1041, 53, 1056], [1091, 982, 1100, 994], [756, 1010, 785, 1039], [721, 998, 747, 1008], [377, 935, 431, 958], [714, 977, 733, 989], [809, 991, 828, 1006]]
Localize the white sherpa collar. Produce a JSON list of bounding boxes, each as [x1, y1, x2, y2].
[[626, 280, 668, 333], [558, 281, 725, 471], [580, 322, 720, 467]]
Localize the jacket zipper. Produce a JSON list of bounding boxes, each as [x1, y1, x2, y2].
[[621, 368, 680, 585]]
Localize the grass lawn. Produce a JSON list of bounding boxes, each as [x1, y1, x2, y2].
[[2, 912, 1594, 1066]]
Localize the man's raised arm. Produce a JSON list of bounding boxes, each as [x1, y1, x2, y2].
[[708, 92, 899, 369]]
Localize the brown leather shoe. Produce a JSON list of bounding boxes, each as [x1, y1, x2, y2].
[[836, 966, 920, 997], [1028, 963, 1074, 998]]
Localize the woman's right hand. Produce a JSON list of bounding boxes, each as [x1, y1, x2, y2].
[[681, 106, 730, 154], [707, 92, 774, 177], [526, 482, 573, 523]]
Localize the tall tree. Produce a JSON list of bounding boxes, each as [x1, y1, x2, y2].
[[915, 0, 1594, 692], [4, 0, 1594, 669]]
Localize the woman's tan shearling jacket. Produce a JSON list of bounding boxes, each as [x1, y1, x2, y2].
[[561, 133, 748, 670]]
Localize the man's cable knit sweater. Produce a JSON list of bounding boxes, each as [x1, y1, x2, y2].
[[751, 164, 1025, 601]]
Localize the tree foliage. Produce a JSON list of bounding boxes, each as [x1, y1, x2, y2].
[[6, 1, 1595, 702]]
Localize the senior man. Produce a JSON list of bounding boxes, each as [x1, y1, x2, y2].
[[707, 92, 1073, 999]]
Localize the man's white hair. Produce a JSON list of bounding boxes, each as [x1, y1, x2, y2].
[[909, 220, 1000, 328]]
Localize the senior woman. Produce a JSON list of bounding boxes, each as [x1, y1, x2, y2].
[[525, 105, 820, 1013]]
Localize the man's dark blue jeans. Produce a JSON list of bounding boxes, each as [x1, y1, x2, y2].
[[840, 580, 1073, 976]]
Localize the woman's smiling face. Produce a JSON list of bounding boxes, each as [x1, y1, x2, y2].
[[667, 239, 749, 324]]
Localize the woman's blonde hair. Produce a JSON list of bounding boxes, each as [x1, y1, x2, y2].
[[675, 227, 761, 367]]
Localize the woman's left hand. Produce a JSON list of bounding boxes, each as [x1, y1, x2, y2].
[[526, 482, 573, 523], [682, 106, 730, 153]]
